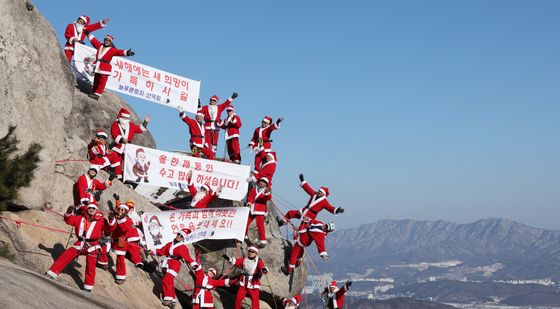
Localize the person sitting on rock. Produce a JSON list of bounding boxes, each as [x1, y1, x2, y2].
[[186, 170, 223, 208], [222, 245, 268, 309], [283, 294, 302, 309], [282, 220, 335, 275], [87, 129, 120, 172], [248, 152, 277, 186], [45, 201, 108, 292], [63, 15, 109, 63], [322, 280, 352, 309], [191, 266, 230, 309], [85, 33, 135, 100], [245, 177, 272, 247], [73, 165, 115, 210], [149, 228, 200, 309], [248, 115, 283, 171], [178, 106, 215, 159], [110, 108, 150, 180]]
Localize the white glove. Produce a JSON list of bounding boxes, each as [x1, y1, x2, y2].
[[177, 105, 184, 113]]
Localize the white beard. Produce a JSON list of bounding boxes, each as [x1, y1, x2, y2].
[[75, 23, 84, 32], [191, 191, 206, 206], [209, 104, 218, 119], [119, 118, 130, 126]]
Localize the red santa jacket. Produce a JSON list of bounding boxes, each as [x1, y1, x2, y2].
[[73, 174, 111, 205], [199, 97, 233, 130], [187, 184, 219, 209], [326, 284, 349, 309], [154, 241, 198, 278], [88, 34, 131, 75], [87, 140, 109, 160], [283, 294, 302, 308], [218, 113, 242, 140], [192, 268, 229, 307], [249, 122, 280, 153], [297, 181, 340, 221], [251, 158, 277, 184], [110, 120, 146, 154], [295, 219, 329, 255], [246, 186, 271, 216], [229, 256, 267, 289], [64, 20, 105, 51], [106, 215, 134, 253], [180, 113, 207, 148], [64, 208, 106, 253]]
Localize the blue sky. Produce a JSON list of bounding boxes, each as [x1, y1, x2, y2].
[[35, 1, 560, 229]]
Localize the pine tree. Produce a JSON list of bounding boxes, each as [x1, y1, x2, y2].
[[0, 126, 42, 211]]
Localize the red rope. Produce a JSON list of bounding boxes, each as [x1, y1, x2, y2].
[[43, 208, 64, 218], [154, 203, 181, 211], [0, 215, 73, 235]]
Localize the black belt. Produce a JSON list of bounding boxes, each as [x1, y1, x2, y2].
[[169, 256, 181, 260], [98, 59, 110, 63], [263, 140, 272, 143], [195, 286, 209, 290], [207, 120, 216, 122], [192, 135, 204, 138], [304, 207, 318, 215], [77, 236, 98, 242]]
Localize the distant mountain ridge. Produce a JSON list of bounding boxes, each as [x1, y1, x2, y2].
[[315, 218, 560, 280]]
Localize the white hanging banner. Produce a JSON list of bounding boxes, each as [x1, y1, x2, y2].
[[141, 207, 249, 249], [123, 144, 250, 201], [73, 42, 199, 113]]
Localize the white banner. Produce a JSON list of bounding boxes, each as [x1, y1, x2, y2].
[[72, 43, 200, 114], [123, 144, 250, 201], [141, 207, 249, 249]]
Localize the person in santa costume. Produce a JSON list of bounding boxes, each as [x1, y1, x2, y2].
[[86, 33, 135, 100], [222, 246, 269, 309], [191, 266, 230, 309], [63, 15, 109, 63], [150, 228, 200, 309], [73, 165, 115, 209], [283, 294, 302, 309], [199, 92, 238, 154], [218, 104, 242, 163], [178, 106, 215, 159], [45, 201, 108, 292], [322, 280, 352, 309], [282, 221, 335, 275], [110, 108, 150, 180], [87, 129, 120, 172], [248, 116, 283, 171], [245, 177, 272, 246], [186, 170, 223, 209], [284, 174, 344, 225], [248, 152, 277, 185]]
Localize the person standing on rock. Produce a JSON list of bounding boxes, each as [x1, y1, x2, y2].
[[322, 280, 352, 309], [191, 266, 230, 309], [87, 129, 120, 172], [103, 201, 137, 284], [248, 116, 283, 171], [248, 152, 277, 186], [73, 165, 115, 209], [218, 104, 242, 163], [64, 15, 109, 63], [283, 294, 302, 309], [45, 201, 108, 292], [186, 170, 223, 208], [282, 220, 335, 275], [222, 245, 269, 309], [199, 92, 238, 155], [245, 177, 272, 247], [86, 33, 135, 100], [177, 106, 215, 159], [149, 228, 200, 309], [110, 108, 150, 180], [284, 174, 344, 225]]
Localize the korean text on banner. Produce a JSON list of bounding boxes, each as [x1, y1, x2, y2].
[[123, 144, 250, 201], [72, 42, 200, 114], [141, 207, 249, 249]]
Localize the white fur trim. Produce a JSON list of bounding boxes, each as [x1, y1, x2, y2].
[[83, 284, 94, 290], [46, 270, 58, 278], [115, 275, 126, 280], [114, 250, 127, 256], [166, 269, 178, 277]]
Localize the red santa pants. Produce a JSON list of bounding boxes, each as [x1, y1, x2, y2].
[[234, 286, 260, 309], [115, 153, 125, 179], [191, 145, 215, 160], [92, 73, 109, 96], [65, 49, 74, 63], [253, 150, 270, 172], [226, 138, 241, 163], [288, 243, 305, 270], [98, 242, 110, 266], [89, 152, 120, 170], [48, 247, 98, 290], [162, 271, 177, 301], [114, 242, 128, 280], [284, 210, 301, 221], [204, 129, 220, 153], [246, 215, 266, 241], [127, 242, 143, 266]]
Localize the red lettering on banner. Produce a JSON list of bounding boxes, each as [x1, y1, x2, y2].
[[171, 224, 179, 234], [169, 212, 176, 223], [219, 219, 227, 228], [133, 65, 141, 75], [228, 210, 236, 217], [130, 75, 138, 86], [206, 164, 214, 173], [172, 77, 180, 88], [219, 178, 228, 187], [164, 75, 172, 85], [159, 168, 166, 177], [204, 175, 212, 184], [141, 68, 150, 78], [153, 71, 161, 82], [203, 221, 210, 228], [114, 59, 124, 70], [162, 86, 171, 96], [201, 210, 208, 219], [226, 179, 236, 189], [167, 169, 174, 179], [180, 91, 188, 101], [171, 157, 179, 167], [188, 222, 196, 231], [113, 70, 123, 82], [211, 220, 218, 228], [146, 80, 154, 91], [124, 62, 133, 72], [196, 174, 204, 183], [191, 212, 198, 219], [178, 171, 186, 181], [181, 80, 189, 91], [195, 162, 202, 171], [211, 177, 219, 186], [177, 212, 189, 221], [159, 155, 167, 164]]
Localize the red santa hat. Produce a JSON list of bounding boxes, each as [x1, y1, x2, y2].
[[77, 15, 90, 25], [136, 148, 145, 155], [262, 116, 272, 124], [209, 95, 219, 102], [319, 187, 330, 197], [88, 165, 100, 172], [178, 228, 192, 239], [248, 245, 259, 253], [207, 267, 217, 276], [330, 280, 337, 287], [118, 203, 129, 211], [258, 177, 269, 185], [196, 110, 205, 117], [200, 184, 211, 192], [226, 104, 235, 111], [266, 152, 276, 161], [86, 201, 98, 209], [96, 129, 108, 138], [117, 108, 131, 119], [105, 34, 115, 42]]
